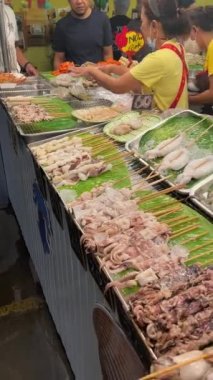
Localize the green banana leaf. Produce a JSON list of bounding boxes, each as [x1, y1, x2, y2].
[[104, 112, 161, 143], [19, 97, 78, 134]]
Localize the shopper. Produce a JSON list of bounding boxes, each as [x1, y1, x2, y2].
[[71, 0, 190, 111], [0, 4, 37, 75], [53, 0, 113, 67], [188, 6, 213, 114]]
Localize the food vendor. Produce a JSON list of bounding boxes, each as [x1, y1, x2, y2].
[[71, 0, 190, 111], [189, 6, 213, 115], [53, 0, 113, 68], [0, 4, 37, 75]]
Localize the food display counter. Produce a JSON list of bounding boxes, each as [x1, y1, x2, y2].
[[0, 69, 212, 380]]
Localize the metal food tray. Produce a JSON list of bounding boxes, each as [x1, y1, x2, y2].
[[15, 120, 89, 144], [189, 174, 213, 219], [125, 109, 213, 196], [3, 95, 95, 144], [29, 128, 156, 363], [67, 98, 113, 109], [0, 76, 53, 98]]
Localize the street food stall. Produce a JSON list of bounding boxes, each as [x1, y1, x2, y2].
[[0, 3, 212, 379]]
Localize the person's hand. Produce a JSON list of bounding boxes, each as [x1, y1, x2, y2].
[[25, 63, 38, 76], [70, 66, 97, 78]]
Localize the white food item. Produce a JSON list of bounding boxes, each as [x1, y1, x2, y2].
[[112, 124, 132, 136], [136, 268, 158, 286], [170, 245, 189, 259], [174, 351, 211, 380], [177, 155, 213, 185], [159, 148, 190, 172], [145, 133, 185, 160]]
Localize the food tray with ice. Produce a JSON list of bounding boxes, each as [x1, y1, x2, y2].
[[189, 174, 213, 219], [126, 110, 213, 195]]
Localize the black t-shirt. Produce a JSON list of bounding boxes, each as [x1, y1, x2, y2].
[[110, 15, 130, 60], [53, 10, 113, 65]]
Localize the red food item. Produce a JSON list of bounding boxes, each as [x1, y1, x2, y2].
[[52, 61, 75, 76]]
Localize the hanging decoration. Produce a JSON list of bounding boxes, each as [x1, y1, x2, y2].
[[115, 26, 144, 63]]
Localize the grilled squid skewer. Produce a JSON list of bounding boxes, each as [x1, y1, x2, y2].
[[177, 155, 213, 185]]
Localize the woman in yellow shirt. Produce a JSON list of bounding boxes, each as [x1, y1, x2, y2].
[[189, 7, 213, 113], [71, 0, 190, 111]]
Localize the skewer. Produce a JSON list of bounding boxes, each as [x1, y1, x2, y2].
[[170, 224, 200, 239], [184, 115, 210, 133], [138, 183, 185, 203], [181, 231, 208, 244], [200, 258, 213, 266], [185, 249, 213, 263], [169, 216, 198, 229], [187, 123, 213, 147], [112, 167, 147, 186], [189, 240, 213, 253], [140, 352, 213, 380], [153, 205, 182, 218], [134, 175, 172, 191], [142, 199, 180, 213], [161, 214, 189, 224]]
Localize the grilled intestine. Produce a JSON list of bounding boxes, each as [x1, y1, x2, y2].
[[31, 136, 112, 187]]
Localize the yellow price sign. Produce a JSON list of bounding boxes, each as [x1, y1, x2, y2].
[[115, 26, 144, 57]]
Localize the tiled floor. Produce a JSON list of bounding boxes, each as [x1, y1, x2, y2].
[[0, 207, 74, 380]]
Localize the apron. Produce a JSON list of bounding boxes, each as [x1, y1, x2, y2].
[[160, 43, 188, 109]]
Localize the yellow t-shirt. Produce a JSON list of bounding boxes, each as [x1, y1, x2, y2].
[[205, 39, 213, 76], [130, 41, 188, 111]]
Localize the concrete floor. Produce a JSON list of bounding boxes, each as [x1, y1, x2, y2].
[[0, 206, 74, 380]]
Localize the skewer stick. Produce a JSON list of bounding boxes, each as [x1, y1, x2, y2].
[[140, 353, 213, 380], [170, 224, 200, 239], [161, 214, 189, 224], [189, 240, 213, 253], [188, 123, 213, 147], [113, 167, 147, 186], [200, 258, 213, 266], [153, 205, 182, 218], [184, 115, 210, 133], [181, 231, 208, 244], [134, 175, 172, 191], [169, 216, 198, 229], [142, 200, 180, 213], [185, 249, 213, 263], [138, 183, 185, 203]]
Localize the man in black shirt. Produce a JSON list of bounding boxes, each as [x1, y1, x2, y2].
[[53, 0, 113, 68]]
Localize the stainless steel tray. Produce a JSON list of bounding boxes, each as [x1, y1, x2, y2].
[[125, 109, 213, 196], [3, 94, 94, 143], [16, 120, 89, 144], [189, 174, 213, 219], [67, 98, 113, 109], [0, 76, 53, 98]]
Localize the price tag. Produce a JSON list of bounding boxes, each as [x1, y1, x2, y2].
[[132, 94, 153, 111]]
